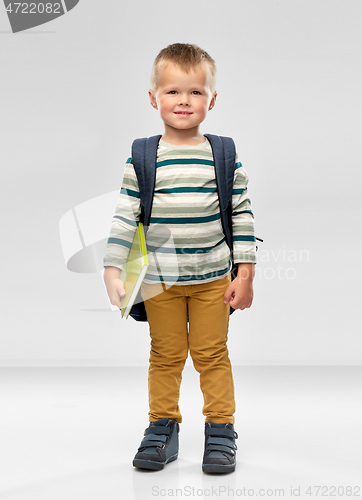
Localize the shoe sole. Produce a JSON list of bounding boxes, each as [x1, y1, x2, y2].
[[133, 452, 178, 471], [202, 462, 236, 474]]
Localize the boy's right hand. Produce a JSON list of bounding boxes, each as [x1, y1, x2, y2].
[[103, 266, 126, 308]]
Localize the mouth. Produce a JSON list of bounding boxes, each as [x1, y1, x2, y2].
[[174, 112, 192, 115]]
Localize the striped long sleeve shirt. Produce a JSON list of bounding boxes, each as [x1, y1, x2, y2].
[[103, 137, 257, 285]]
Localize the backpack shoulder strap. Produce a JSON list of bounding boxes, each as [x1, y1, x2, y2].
[[131, 134, 162, 227], [221, 135, 236, 204], [203, 134, 236, 251]]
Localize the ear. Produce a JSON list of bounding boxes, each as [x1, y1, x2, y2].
[[208, 91, 217, 111], [148, 89, 158, 110]]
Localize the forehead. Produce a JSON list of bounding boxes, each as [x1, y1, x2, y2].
[[158, 62, 211, 88]]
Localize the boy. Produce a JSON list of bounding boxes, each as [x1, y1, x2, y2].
[[103, 43, 257, 473]]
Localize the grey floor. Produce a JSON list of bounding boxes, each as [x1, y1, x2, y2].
[[0, 366, 361, 500]]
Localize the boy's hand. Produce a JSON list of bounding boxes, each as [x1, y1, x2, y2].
[[223, 263, 255, 310], [103, 266, 126, 308]]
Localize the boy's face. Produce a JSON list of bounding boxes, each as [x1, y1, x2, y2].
[[149, 63, 217, 134]]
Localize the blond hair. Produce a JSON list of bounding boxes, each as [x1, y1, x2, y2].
[[150, 43, 216, 94]]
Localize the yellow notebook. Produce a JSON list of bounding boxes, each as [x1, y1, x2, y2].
[[119, 223, 149, 319]]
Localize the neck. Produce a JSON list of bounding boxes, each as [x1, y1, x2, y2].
[[161, 125, 205, 145]]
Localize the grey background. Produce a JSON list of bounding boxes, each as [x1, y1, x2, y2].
[[0, 0, 361, 366]]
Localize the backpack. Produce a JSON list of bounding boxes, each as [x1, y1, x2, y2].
[[127, 134, 262, 321]]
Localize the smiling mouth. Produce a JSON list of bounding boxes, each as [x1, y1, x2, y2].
[[174, 112, 192, 115]]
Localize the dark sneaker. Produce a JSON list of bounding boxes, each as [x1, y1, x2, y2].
[[202, 422, 238, 473], [132, 418, 179, 470]]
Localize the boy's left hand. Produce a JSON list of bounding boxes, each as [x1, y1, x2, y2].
[[223, 263, 255, 310]]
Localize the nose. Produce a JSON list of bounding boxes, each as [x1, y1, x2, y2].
[[178, 93, 190, 106]]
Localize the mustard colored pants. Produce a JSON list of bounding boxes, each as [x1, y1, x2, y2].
[[141, 274, 235, 424]]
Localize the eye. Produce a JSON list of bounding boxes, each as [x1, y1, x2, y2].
[[168, 90, 177, 94], [192, 91, 202, 95]]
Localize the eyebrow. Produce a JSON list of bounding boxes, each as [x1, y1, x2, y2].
[[163, 85, 206, 92]]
